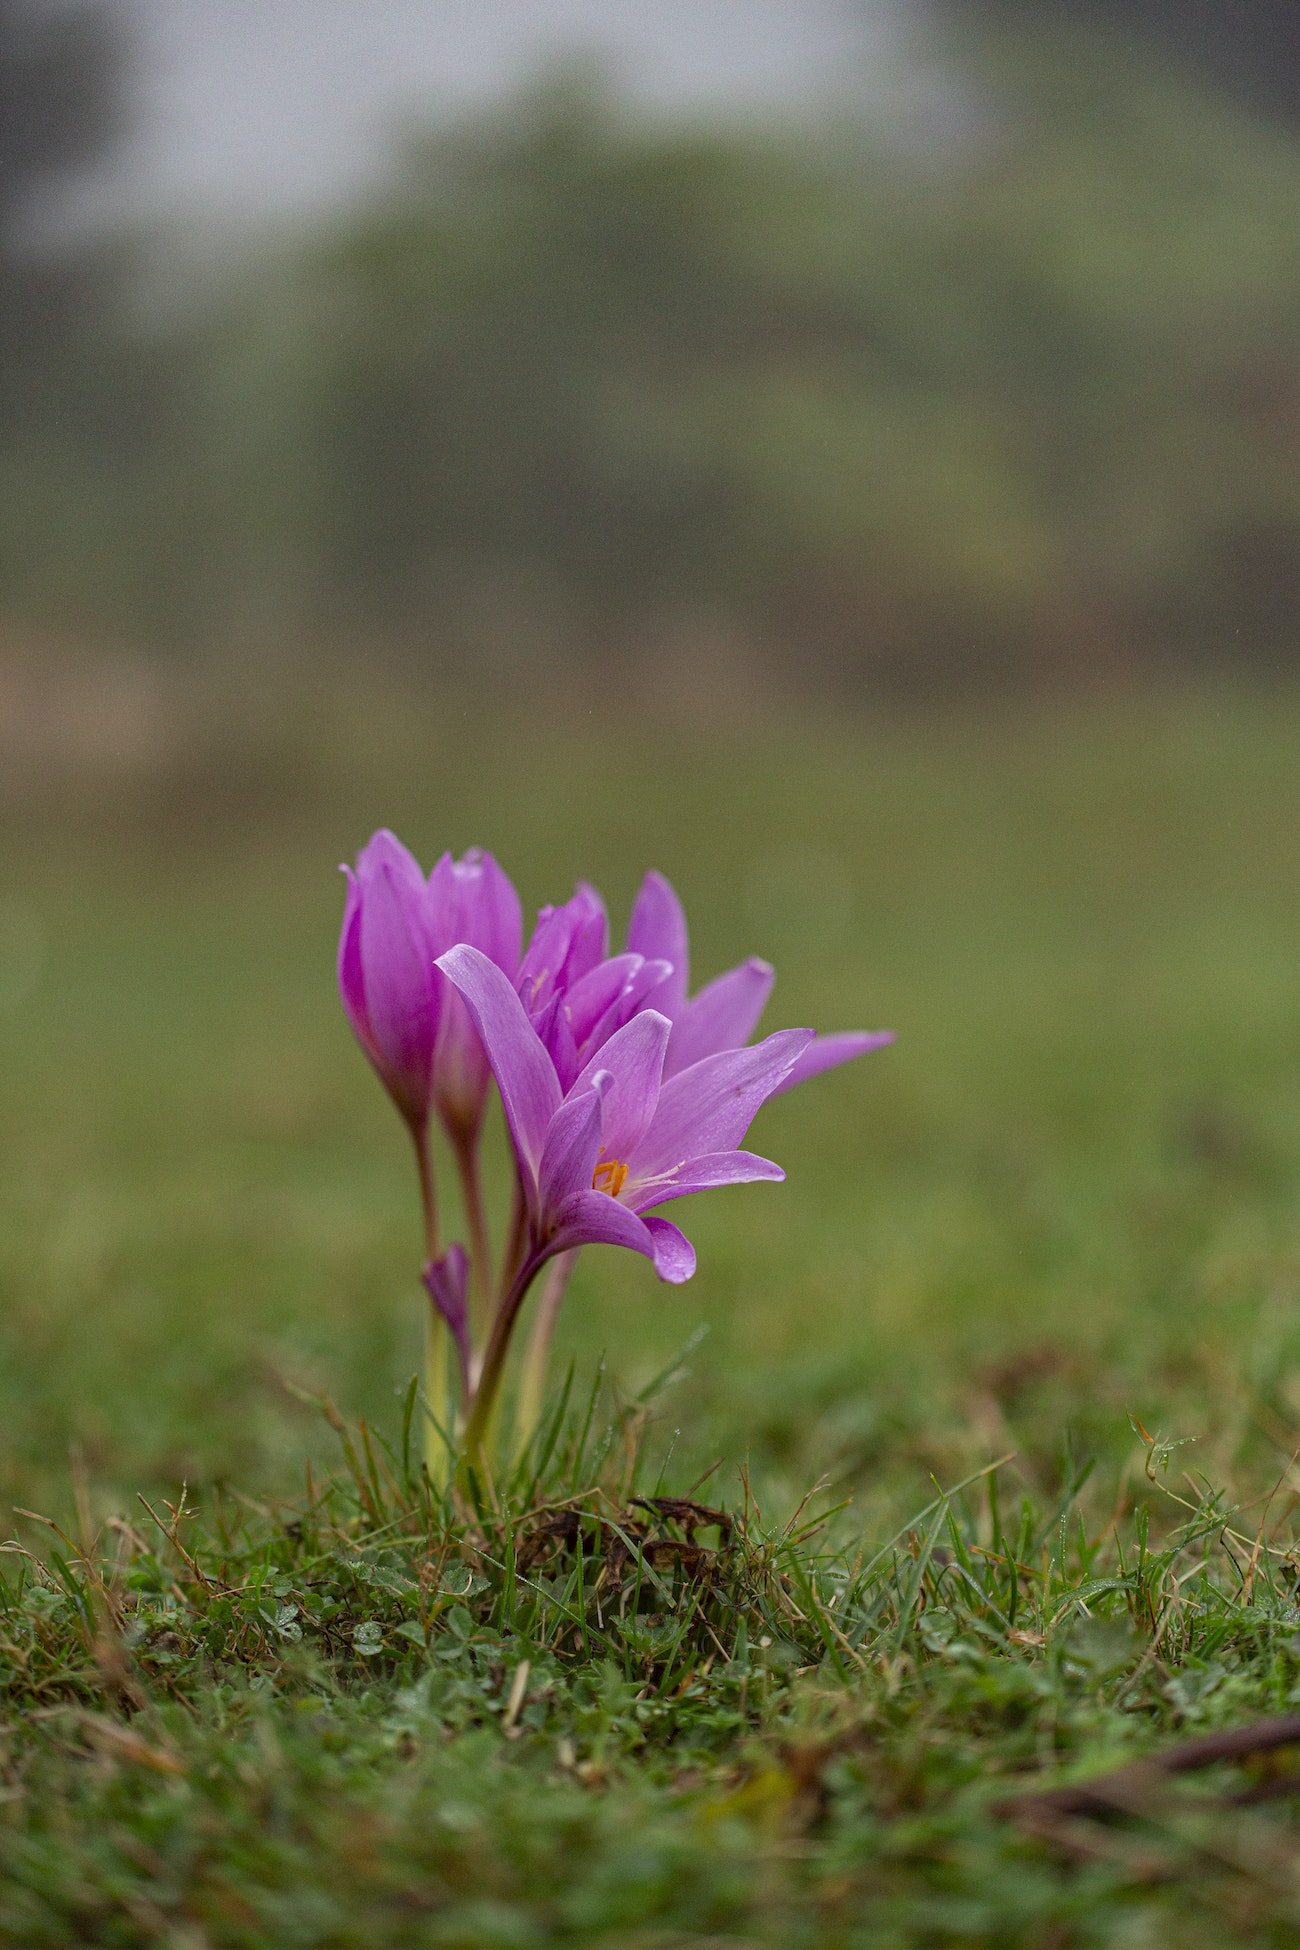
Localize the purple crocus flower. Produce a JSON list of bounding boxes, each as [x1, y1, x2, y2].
[[338, 830, 442, 1133], [441, 943, 811, 1282], [436, 943, 811, 1458], [515, 882, 609, 1020], [515, 883, 673, 1091], [339, 834, 523, 1136], [339, 832, 522, 1292], [627, 870, 894, 1088], [427, 847, 522, 1141]]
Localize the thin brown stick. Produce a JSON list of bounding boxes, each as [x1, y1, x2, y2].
[[998, 1713, 1300, 1832], [1243, 1443, 1300, 1603]]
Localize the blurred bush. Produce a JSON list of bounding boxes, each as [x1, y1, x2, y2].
[[0, 0, 122, 434], [2, 12, 1298, 694], [944, 0, 1300, 131]]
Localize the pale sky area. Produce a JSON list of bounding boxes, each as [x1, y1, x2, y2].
[[93, 0, 922, 226]]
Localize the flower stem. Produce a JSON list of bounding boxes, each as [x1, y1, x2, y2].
[[497, 1175, 528, 1305], [461, 1247, 547, 1477], [424, 1294, 449, 1484], [411, 1120, 440, 1264], [514, 1249, 577, 1458], [451, 1130, 493, 1339], [411, 1120, 448, 1483]]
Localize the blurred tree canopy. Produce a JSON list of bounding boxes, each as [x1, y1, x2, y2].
[[940, 0, 1300, 129], [0, 0, 162, 624], [4, 15, 1299, 694], [0, 0, 120, 401]]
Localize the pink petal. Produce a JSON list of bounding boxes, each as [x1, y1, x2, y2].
[[665, 957, 774, 1077], [539, 1083, 607, 1223], [570, 1009, 671, 1162], [567, 883, 610, 983], [358, 860, 438, 1124], [630, 1149, 785, 1210], [517, 886, 608, 1017], [359, 829, 429, 907], [641, 1215, 696, 1283], [626, 871, 689, 1017], [426, 852, 466, 962], [576, 956, 674, 1068], [634, 1028, 814, 1178], [547, 1191, 698, 1283], [547, 1188, 659, 1263], [432, 989, 491, 1135], [469, 849, 524, 972], [534, 991, 581, 1093], [563, 953, 646, 1047], [430, 848, 523, 973], [436, 944, 561, 1189], [771, 1029, 896, 1096], [337, 866, 374, 1057]]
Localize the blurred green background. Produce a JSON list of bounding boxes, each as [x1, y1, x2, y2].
[[4, 0, 1299, 686], [2, 0, 1300, 1519]]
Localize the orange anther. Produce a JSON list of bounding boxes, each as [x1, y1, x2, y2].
[[592, 1157, 629, 1199]]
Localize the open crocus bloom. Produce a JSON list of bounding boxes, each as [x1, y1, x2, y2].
[[514, 884, 674, 1092], [627, 870, 894, 1087], [515, 882, 609, 1020], [338, 830, 443, 1131], [437, 944, 812, 1285], [339, 830, 896, 1474]]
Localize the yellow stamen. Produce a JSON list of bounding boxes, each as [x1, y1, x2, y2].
[[592, 1157, 629, 1199]]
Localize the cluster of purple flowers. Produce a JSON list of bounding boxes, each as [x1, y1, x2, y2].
[[338, 832, 892, 1471]]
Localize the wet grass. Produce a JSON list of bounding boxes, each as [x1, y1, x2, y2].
[[9, 1383, 1300, 1945], [6, 677, 1300, 1942]]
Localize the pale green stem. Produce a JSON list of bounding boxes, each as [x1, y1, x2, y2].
[[412, 1117, 440, 1263], [424, 1302, 449, 1485], [461, 1247, 547, 1479], [411, 1120, 449, 1484], [497, 1175, 528, 1306], [451, 1129, 493, 1342], [514, 1249, 577, 1458]]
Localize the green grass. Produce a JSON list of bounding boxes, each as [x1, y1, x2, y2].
[[7, 678, 1300, 1943]]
